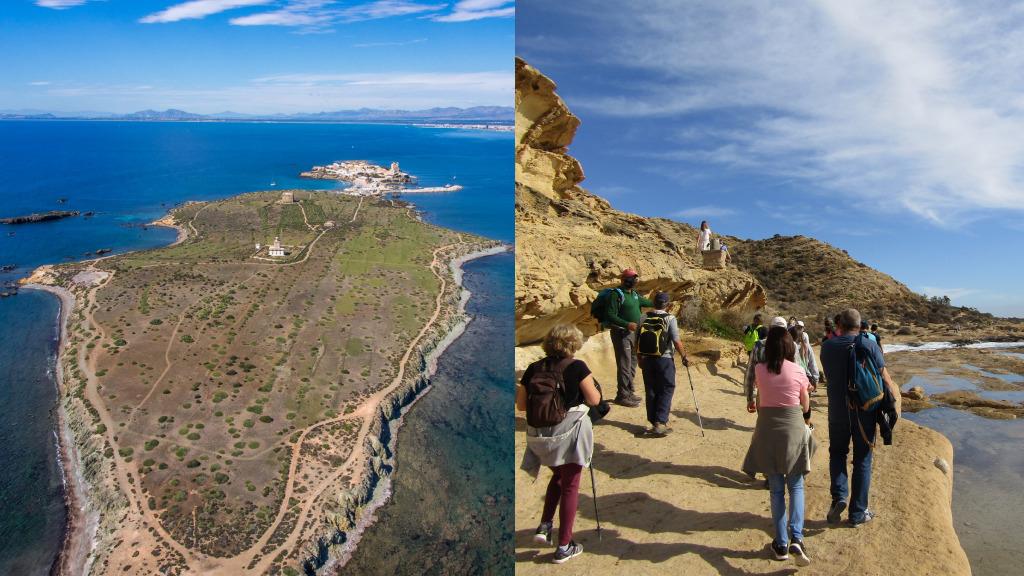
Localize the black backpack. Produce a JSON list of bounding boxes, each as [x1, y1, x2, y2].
[[637, 312, 672, 356], [524, 357, 574, 427]]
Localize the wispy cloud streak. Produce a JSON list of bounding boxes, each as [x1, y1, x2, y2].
[[534, 0, 1024, 227], [140, 0, 273, 24]]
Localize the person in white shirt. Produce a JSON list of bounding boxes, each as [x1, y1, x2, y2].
[[696, 220, 712, 253]]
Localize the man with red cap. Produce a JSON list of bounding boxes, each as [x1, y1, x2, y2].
[[603, 268, 654, 407]]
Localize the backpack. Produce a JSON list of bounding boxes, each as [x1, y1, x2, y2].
[[637, 312, 673, 356], [524, 357, 574, 427], [847, 334, 884, 412], [743, 324, 762, 352], [590, 288, 625, 326]]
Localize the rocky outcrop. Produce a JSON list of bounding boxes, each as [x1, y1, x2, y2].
[[514, 58, 766, 345], [0, 210, 79, 224]]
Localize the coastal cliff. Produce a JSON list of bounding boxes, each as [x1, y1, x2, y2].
[[514, 58, 971, 575], [515, 58, 766, 346]]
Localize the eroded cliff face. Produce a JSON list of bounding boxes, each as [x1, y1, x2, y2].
[[515, 58, 766, 345]]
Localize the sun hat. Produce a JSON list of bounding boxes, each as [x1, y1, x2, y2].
[[770, 316, 787, 328], [621, 268, 638, 278], [796, 320, 805, 327]]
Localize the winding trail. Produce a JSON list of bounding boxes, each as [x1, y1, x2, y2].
[[70, 194, 469, 574]]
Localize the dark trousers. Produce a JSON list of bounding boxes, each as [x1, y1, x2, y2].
[[828, 404, 876, 522], [640, 355, 676, 425], [541, 463, 584, 547], [611, 327, 637, 399]]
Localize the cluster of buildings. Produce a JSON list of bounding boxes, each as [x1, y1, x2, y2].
[[300, 160, 416, 195]]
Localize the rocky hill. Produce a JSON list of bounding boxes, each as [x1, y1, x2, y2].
[[723, 234, 1017, 337], [515, 57, 766, 345]]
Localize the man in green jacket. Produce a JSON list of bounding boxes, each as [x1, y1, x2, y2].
[[605, 268, 654, 407]]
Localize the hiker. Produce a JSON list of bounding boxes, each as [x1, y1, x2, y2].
[[822, 318, 836, 344], [788, 316, 798, 329], [789, 322, 819, 392], [860, 320, 877, 343], [517, 324, 601, 564], [742, 325, 815, 566], [637, 292, 690, 436], [743, 314, 767, 356], [745, 316, 787, 412], [696, 220, 712, 253], [871, 323, 884, 354], [595, 268, 653, 407], [819, 309, 901, 526]]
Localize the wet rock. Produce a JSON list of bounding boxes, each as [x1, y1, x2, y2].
[[904, 386, 926, 400]]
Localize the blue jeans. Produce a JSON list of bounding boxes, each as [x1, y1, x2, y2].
[[767, 473, 805, 546], [828, 406, 876, 522], [640, 356, 676, 425]]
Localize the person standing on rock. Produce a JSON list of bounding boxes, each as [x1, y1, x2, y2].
[[742, 325, 815, 566], [696, 220, 712, 254], [819, 308, 901, 527], [602, 268, 653, 407], [517, 324, 602, 564], [637, 292, 690, 436], [871, 323, 884, 354]]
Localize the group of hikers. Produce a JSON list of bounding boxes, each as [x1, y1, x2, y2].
[[516, 268, 902, 567]]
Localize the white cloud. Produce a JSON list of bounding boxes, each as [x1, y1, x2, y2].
[[432, 0, 514, 22], [35, 0, 95, 8], [672, 205, 735, 219], [140, 0, 273, 24], [535, 0, 1024, 227], [229, 1, 445, 29], [353, 38, 427, 48], [29, 81, 52, 86], [919, 286, 980, 300]]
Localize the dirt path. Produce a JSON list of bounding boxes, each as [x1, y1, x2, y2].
[[76, 231, 466, 574], [515, 335, 970, 575]]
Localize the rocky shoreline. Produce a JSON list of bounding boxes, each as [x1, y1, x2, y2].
[[298, 244, 510, 574]]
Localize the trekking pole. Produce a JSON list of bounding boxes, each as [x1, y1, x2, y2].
[[589, 460, 602, 541], [685, 364, 705, 437]]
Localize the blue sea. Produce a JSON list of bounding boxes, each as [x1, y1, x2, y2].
[[0, 120, 512, 574]]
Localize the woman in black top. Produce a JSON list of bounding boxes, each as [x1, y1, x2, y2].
[[517, 324, 600, 564]]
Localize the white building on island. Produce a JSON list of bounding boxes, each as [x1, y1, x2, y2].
[[269, 237, 285, 257]]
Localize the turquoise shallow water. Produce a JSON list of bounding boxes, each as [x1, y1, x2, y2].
[[0, 120, 511, 572]]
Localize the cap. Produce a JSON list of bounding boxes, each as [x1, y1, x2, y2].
[[770, 316, 787, 328], [654, 291, 670, 307], [796, 320, 805, 327], [621, 268, 638, 279]]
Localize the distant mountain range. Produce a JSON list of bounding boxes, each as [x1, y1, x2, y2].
[[0, 106, 513, 123]]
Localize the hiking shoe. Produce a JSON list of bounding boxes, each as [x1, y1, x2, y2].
[[552, 541, 583, 564], [827, 500, 847, 524], [614, 396, 640, 407], [849, 509, 876, 527], [533, 522, 552, 545], [789, 539, 810, 567], [770, 540, 789, 561], [652, 422, 672, 436]]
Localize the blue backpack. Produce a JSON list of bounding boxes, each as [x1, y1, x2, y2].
[[847, 334, 884, 412]]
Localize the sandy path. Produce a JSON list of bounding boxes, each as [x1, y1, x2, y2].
[[515, 335, 971, 575]]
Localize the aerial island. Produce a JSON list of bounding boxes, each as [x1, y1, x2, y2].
[[301, 160, 463, 195], [22, 186, 504, 575], [0, 209, 79, 224]]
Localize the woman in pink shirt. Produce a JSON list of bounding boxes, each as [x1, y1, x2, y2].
[[742, 326, 815, 567]]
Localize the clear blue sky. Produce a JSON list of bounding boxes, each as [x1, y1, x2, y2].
[[518, 0, 1024, 318], [0, 0, 513, 113]]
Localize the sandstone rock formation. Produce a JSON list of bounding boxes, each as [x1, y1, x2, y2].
[[515, 58, 766, 345]]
